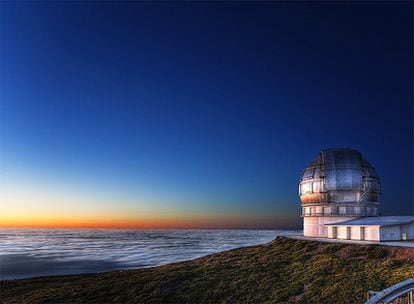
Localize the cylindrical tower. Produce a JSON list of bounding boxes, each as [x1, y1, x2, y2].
[[299, 148, 381, 237]]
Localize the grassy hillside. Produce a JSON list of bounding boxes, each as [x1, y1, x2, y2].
[[1, 237, 413, 304]]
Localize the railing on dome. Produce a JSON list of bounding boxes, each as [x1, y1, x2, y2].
[[365, 279, 414, 304], [301, 211, 378, 217]]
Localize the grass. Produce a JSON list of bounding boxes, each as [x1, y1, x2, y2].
[[1, 237, 413, 303]]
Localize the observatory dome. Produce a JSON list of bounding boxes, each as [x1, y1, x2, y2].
[[299, 148, 380, 206], [299, 149, 381, 237]]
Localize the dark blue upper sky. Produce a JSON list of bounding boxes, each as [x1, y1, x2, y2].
[[1, 1, 413, 228]]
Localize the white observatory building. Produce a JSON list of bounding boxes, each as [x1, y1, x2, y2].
[[299, 148, 414, 241]]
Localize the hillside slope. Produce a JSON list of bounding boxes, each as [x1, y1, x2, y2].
[[1, 237, 413, 304]]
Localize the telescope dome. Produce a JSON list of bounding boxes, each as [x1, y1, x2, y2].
[[299, 148, 380, 206]]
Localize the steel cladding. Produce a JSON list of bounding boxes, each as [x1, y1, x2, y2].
[[299, 148, 381, 206]]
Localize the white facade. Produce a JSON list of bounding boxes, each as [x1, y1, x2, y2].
[[326, 225, 380, 241], [303, 216, 359, 238], [325, 217, 414, 241]]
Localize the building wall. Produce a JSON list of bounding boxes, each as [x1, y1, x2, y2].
[[379, 225, 401, 241], [326, 225, 380, 241], [379, 223, 414, 241], [336, 226, 348, 239], [325, 222, 414, 241], [364, 226, 380, 241], [400, 223, 414, 240], [350, 226, 362, 240], [303, 217, 326, 237], [303, 216, 360, 237]]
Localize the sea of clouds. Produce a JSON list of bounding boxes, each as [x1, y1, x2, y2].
[[0, 228, 301, 280]]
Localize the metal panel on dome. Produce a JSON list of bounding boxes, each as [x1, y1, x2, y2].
[[367, 167, 379, 179], [325, 169, 361, 191], [323, 149, 361, 170], [302, 168, 315, 180], [322, 149, 362, 193]]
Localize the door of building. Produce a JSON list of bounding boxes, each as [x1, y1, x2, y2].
[[332, 227, 337, 239], [360, 227, 365, 240]]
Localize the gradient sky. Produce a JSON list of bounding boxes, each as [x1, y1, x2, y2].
[[1, 1, 413, 229]]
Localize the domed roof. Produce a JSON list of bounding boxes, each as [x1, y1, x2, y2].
[[299, 148, 380, 205]]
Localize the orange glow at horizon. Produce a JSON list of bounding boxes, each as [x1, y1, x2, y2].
[[1, 211, 295, 229], [0, 182, 297, 230]]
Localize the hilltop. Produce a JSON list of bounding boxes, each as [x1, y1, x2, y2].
[[1, 237, 413, 304]]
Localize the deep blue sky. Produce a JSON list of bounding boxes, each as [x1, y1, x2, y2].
[[1, 1, 413, 228]]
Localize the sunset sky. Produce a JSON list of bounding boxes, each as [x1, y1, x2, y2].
[[1, 1, 412, 229]]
